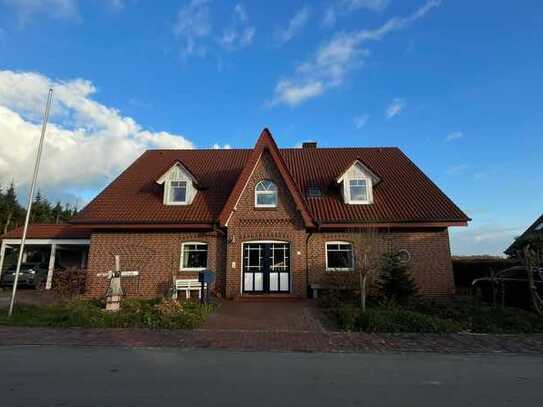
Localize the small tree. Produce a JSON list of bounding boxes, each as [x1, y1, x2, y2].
[[377, 251, 418, 305], [517, 238, 543, 314], [353, 228, 380, 312]]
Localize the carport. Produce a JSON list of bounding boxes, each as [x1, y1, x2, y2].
[[0, 224, 91, 290]]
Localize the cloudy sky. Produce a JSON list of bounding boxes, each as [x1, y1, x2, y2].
[[0, 0, 542, 256]]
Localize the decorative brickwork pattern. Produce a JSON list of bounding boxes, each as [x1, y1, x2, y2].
[[225, 151, 307, 298]]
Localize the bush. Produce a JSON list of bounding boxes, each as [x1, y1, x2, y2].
[[331, 304, 462, 333], [410, 300, 543, 334], [377, 252, 417, 304], [52, 268, 87, 299], [0, 298, 215, 329], [357, 309, 463, 333]]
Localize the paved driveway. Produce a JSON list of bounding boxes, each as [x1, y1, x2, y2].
[[202, 299, 327, 332]]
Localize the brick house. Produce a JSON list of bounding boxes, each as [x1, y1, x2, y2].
[[0, 129, 469, 299]]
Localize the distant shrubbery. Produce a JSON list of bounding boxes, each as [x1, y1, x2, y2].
[[0, 298, 214, 329]]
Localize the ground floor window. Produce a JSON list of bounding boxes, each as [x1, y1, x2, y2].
[[325, 242, 354, 271], [181, 242, 208, 271]]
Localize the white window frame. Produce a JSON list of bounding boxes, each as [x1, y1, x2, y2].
[[325, 241, 354, 272], [166, 180, 188, 205], [254, 180, 278, 208], [156, 162, 197, 206], [180, 242, 208, 271], [347, 177, 371, 204], [337, 160, 378, 205]]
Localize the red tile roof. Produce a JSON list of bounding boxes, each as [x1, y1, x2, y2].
[[2, 224, 92, 240], [71, 130, 469, 227]]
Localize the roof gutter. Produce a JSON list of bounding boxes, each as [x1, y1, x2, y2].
[[318, 221, 469, 229], [70, 223, 215, 231]]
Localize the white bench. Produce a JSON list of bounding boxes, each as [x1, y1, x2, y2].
[[174, 279, 207, 300]]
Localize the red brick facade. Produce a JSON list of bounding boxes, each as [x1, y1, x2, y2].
[[84, 151, 455, 299], [85, 232, 225, 298]]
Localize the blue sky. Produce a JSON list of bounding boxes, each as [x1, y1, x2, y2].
[[0, 0, 541, 256]]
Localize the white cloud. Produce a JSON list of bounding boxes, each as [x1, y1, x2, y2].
[[274, 7, 311, 45], [218, 3, 255, 51], [173, 1, 254, 57], [212, 143, 232, 149], [0, 70, 193, 204], [386, 98, 405, 118], [445, 131, 464, 142], [354, 114, 369, 129], [271, 1, 441, 107], [173, 0, 212, 58], [3, 0, 79, 24], [3, 0, 125, 24], [271, 80, 324, 107], [343, 0, 390, 12], [323, 0, 391, 28]]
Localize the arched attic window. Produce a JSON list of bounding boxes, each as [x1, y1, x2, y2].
[[255, 180, 278, 208]]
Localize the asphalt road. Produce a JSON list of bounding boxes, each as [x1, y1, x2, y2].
[[1, 346, 542, 406]]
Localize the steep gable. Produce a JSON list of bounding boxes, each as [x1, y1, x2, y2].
[[218, 129, 314, 228]]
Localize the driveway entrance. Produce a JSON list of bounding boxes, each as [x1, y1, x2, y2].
[[202, 299, 325, 332]]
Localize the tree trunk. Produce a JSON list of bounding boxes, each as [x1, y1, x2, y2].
[[361, 274, 367, 313], [3, 211, 12, 234]]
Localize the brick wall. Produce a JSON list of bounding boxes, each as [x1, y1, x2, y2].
[[84, 151, 455, 299], [307, 229, 455, 297], [225, 151, 307, 298], [85, 231, 224, 299]]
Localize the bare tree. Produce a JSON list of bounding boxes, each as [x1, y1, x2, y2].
[[352, 228, 381, 312], [518, 242, 543, 314]]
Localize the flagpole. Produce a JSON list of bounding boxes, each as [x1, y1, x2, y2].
[[8, 89, 54, 317]]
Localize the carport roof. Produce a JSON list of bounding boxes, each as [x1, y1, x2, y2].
[[1, 224, 92, 240]]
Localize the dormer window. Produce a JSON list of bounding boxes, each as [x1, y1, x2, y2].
[[307, 185, 322, 198], [156, 162, 198, 206], [168, 180, 187, 204], [348, 179, 368, 203], [337, 159, 380, 205], [255, 180, 277, 208]]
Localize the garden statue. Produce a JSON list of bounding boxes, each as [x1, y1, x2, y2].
[[105, 255, 124, 312]]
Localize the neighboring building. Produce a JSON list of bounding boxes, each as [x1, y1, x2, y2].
[[0, 129, 470, 298], [505, 214, 543, 256]]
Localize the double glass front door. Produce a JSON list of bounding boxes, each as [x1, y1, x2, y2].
[[243, 242, 290, 294]]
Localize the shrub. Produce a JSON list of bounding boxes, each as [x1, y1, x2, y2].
[[377, 252, 417, 304], [357, 309, 463, 333], [0, 298, 215, 329], [409, 299, 543, 333], [52, 267, 87, 299]]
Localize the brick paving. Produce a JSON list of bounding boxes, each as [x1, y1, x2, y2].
[[1, 299, 543, 354], [202, 299, 326, 332], [1, 328, 543, 354]]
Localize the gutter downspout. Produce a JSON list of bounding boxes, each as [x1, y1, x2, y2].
[[306, 220, 320, 298]]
